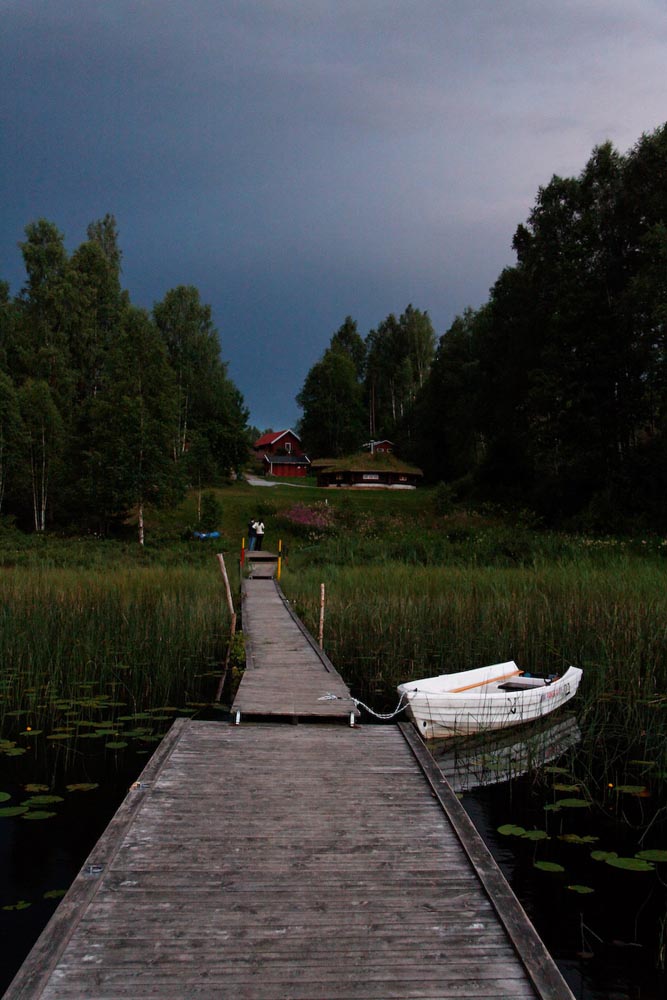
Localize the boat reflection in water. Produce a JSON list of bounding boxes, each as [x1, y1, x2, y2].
[[430, 714, 581, 793]]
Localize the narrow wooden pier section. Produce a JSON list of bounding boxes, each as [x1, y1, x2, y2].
[[233, 578, 359, 723]]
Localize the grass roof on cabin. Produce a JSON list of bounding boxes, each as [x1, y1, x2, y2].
[[310, 452, 423, 475]]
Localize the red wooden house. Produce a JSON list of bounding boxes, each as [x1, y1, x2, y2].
[[253, 429, 311, 478]]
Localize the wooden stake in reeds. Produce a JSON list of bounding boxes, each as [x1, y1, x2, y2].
[[215, 553, 237, 702], [319, 582, 325, 649]]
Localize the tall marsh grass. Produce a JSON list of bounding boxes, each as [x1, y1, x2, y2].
[[0, 566, 229, 728], [281, 558, 667, 713]]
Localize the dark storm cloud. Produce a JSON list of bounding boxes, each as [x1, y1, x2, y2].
[[2, 1, 667, 427]]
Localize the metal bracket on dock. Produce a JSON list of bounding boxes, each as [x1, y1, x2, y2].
[[235, 710, 241, 725], [82, 864, 104, 879]]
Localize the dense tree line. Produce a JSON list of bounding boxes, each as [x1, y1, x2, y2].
[[0, 216, 248, 537], [297, 306, 436, 457], [299, 123, 667, 530]]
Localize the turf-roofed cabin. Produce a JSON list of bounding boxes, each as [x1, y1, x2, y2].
[[311, 452, 423, 489], [253, 429, 311, 478]]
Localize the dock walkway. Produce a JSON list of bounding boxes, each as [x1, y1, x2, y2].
[[232, 577, 359, 723], [6, 573, 575, 1000]]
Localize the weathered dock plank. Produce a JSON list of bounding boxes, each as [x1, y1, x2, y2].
[[234, 577, 359, 721], [6, 721, 567, 999]]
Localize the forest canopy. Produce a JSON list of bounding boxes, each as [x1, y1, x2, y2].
[[0, 215, 248, 536], [298, 123, 667, 531]]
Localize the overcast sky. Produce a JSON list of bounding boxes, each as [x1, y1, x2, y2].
[[2, 1, 667, 429]]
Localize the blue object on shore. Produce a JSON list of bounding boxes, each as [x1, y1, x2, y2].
[[193, 530, 220, 540]]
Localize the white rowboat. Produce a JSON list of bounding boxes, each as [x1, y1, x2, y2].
[[397, 660, 583, 740]]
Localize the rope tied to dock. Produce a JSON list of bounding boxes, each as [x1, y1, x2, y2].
[[351, 692, 409, 720]]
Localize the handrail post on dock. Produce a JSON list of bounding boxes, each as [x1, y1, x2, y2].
[[240, 537, 245, 567], [277, 538, 282, 580], [318, 582, 325, 649], [215, 553, 238, 703]]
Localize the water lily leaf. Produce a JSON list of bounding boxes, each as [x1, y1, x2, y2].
[[534, 861, 565, 873], [20, 730, 42, 737], [46, 734, 71, 741], [22, 795, 64, 806], [0, 806, 29, 817], [567, 884, 595, 894], [24, 784, 49, 793], [43, 889, 67, 899], [635, 849, 667, 863], [3, 900, 31, 910], [0, 792, 11, 803], [628, 760, 655, 767], [544, 766, 570, 774], [555, 798, 591, 808], [558, 834, 599, 844], [497, 824, 526, 836], [592, 850, 618, 862], [606, 856, 654, 872], [105, 741, 128, 750], [553, 783, 580, 792], [614, 785, 649, 796], [3, 748, 26, 756], [544, 803, 561, 812], [522, 830, 550, 841], [65, 783, 99, 793], [23, 811, 57, 820]]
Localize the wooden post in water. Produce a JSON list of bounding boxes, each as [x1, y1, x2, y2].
[[318, 582, 325, 649], [215, 553, 237, 703]]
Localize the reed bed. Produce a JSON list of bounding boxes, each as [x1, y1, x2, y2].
[[281, 558, 667, 712], [0, 566, 229, 729]]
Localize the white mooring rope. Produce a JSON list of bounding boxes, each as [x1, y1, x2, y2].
[[351, 692, 409, 720]]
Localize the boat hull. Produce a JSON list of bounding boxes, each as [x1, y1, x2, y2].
[[398, 664, 582, 740]]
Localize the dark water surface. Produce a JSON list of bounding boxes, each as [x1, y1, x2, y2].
[[434, 715, 667, 1000]]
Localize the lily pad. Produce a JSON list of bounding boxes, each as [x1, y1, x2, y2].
[[558, 834, 599, 844], [20, 729, 42, 737], [606, 856, 655, 872], [592, 850, 618, 862], [23, 810, 57, 820], [567, 884, 595, 894], [24, 784, 49, 793], [614, 785, 649, 796], [554, 798, 591, 809], [22, 795, 64, 806], [0, 792, 11, 803], [553, 783, 581, 792], [0, 806, 29, 817], [3, 748, 26, 756], [534, 861, 565, 873], [635, 849, 667, 863], [522, 830, 550, 841], [497, 824, 526, 836], [105, 741, 128, 750], [65, 783, 99, 793], [3, 900, 31, 910], [43, 889, 67, 899]]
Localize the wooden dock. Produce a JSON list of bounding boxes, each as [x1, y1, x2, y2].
[[6, 574, 575, 1000], [233, 577, 359, 723]]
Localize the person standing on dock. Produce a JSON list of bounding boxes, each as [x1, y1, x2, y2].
[[248, 519, 257, 550], [255, 519, 265, 550]]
